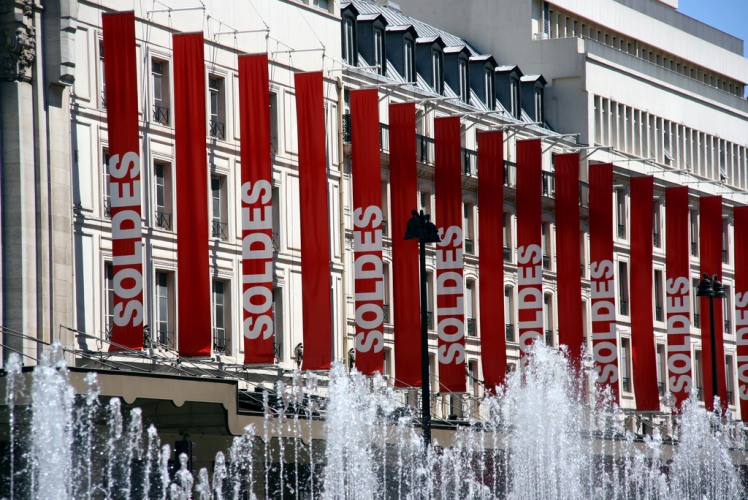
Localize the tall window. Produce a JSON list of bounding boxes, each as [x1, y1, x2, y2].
[[431, 48, 444, 95], [104, 262, 114, 336], [102, 150, 111, 219], [273, 288, 284, 361], [373, 27, 385, 76], [534, 86, 544, 123], [403, 36, 415, 82], [213, 281, 227, 354], [208, 76, 225, 139], [692, 278, 702, 328], [620, 338, 632, 392], [465, 280, 476, 337], [541, 222, 552, 270], [544, 294, 554, 347], [722, 218, 729, 264], [653, 199, 662, 248], [458, 57, 469, 103], [463, 203, 475, 255], [99, 40, 106, 109], [484, 67, 495, 110], [694, 350, 703, 400], [154, 162, 172, 230], [654, 269, 664, 322], [726, 355, 735, 404], [211, 176, 227, 240], [155, 271, 171, 345], [723, 285, 732, 334], [510, 75, 521, 119], [690, 209, 699, 256], [616, 188, 626, 239], [656, 344, 666, 395], [618, 261, 629, 316], [269, 92, 279, 154], [342, 15, 356, 66], [505, 286, 514, 342], [152, 60, 169, 125], [503, 212, 512, 261]]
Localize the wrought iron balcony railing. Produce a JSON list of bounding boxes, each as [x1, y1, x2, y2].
[[153, 104, 169, 125], [467, 318, 476, 337], [212, 220, 228, 240], [210, 120, 226, 140], [155, 210, 172, 230]]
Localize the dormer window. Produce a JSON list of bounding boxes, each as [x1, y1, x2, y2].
[[484, 67, 495, 110], [342, 13, 357, 66], [520, 75, 547, 125], [432, 48, 444, 95], [510, 75, 520, 118], [458, 57, 469, 103], [404, 35, 415, 82], [373, 26, 385, 76]]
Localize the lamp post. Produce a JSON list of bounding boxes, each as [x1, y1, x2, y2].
[[404, 209, 441, 450], [696, 273, 726, 411]]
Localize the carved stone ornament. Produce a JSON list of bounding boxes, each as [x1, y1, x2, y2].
[[3, 0, 36, 82]]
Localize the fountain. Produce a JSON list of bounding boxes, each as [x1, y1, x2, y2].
[[1, 343, 746, 499]]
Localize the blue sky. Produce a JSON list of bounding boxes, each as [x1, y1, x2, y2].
[[677, 0, 748, 56]]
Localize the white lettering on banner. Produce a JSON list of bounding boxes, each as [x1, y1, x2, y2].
[[241, 180, 274, 340], [353, 205, 385, 354], [590, 260, 619, 384], [517, 244, 542, 366], [666, 277, 693, 394], [109, 152, 144, 327], [436, 226, 466, 365], [736, 291, 748, 399]]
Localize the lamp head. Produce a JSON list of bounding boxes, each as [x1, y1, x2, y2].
[[696, 273, 713, 298]]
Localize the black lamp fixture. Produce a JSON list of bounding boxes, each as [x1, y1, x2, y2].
[[404, 209, 441, 451], [696, 273, 726, 412]]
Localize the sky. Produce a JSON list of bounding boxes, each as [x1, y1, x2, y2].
[[677, 0, 748, 56]]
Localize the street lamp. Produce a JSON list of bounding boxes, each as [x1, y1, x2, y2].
[[404, 209, 441, 450], [696, 273, 726, 411]]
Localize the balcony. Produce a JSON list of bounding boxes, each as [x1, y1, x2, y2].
[[622, 377, 631, 392], [416, 134, 434, 164], [617, 224, 625, 239], [503, 246, 511, 261], [462, 148, 477, 176], [464, 238, 474, 255], [155, 210, 172, 230], [383, 304, 390, 324], [153, 104, 169, 125], [505, 324, 515, 342], [541, 171, 555, 197], [619, 299, 628, 316], [213, 327, 227, 353], [544, 329, 554, 347], [503, 162, 517, 187], [655, 306, 664, 322], [467, 318, 476, 337], [210, 120, 226, 140], [211, 220, 228, 240], [653, 232, 661, 248]]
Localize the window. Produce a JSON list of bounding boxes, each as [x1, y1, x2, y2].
[[311, 0, 329, 11], [541, 222, 551, 270], [468, 360, 480, 417], [463, 203, 474, 254], [373, 27, 385, 76], [484, 67, 495, 110], [656, 344, 666, 395], [211, 176, 228, 240], [510, 75, 521, 119], [654, 269, 664, 322], [99, 40, 106, 109], [653, 199, 661, 248], [505, 286, 514, 342], [723, 285, 732, 334], [503, 212, 512, 261], [534, 85, 544, 123], [690, 209, 698, 256], [403, 36, 415, 82], [155, 271, 172, 346], [431, 48, 444, 95], [273, 288, 284, 360], [458, 57, 469, 103], [152, 59, 169, 125], [342, 15, 357, 66], [726, 355, 735, 404], [544, 294, 554, 347], [692, 278, 701, 328], [154, 162, 172, 230], [208, 76, 225, 139], [102, 150, 111, 219], [722, 218, 729, 264], [465, 280, 476, 337], [618, 261, 629, 316], [213, 281, 228, 354], [694, 350, 703, 400], [419, 190, 433, 215], [426, 271, 435, 330], [616, 188, 626, 239], [269, 91, 279, 154], [104, 262, 114, 337], [620, 338, 632, 392], [383, 262, 391, 324], [383, 348, 392, 378]]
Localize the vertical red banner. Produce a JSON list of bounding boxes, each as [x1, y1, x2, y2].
[[103, 12, 144, 351], [239, 54, 274, 364], [478, 131, 506, 391], [295, 72, 332, 370], [516, 139, 543, 366], [734, 206, 748, 421], [589, 164, 619, 403], [434, 117, 466, 393], [389, 103, 421, 387], [665, 187, 693, 411], [700, 196, 727, 411], [173, 33, 211, 357], [555, 153, 583, 366], [351, 89, 385, 375], [630, 176, 659, 411]]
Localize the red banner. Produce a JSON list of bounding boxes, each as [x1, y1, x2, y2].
[[516, 139, 543, 366], [665, 187, 692, 411], [478, 131, 506, 391], [295, 72, 332, 370], [555, 153, 583, 366], [351, 89, 384, 375], [734, 206, 748, 420], [173, 33, 211, 357], [102, 12, 144, 351], [700, 196, 727, 411], [589, 164, 619, 403], [389, 103, 421, 387], [630, 176, 659, 411], [239, 54, 274, 364], [434, 117, 466, 393]]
